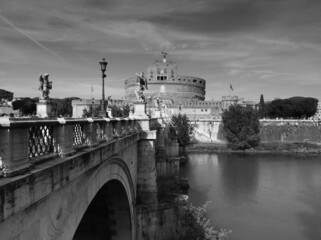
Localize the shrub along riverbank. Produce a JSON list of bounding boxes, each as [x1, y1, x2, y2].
[[186, 142, 321, 154]]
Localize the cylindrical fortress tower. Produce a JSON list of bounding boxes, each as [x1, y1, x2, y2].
[[124, 52, 206, 102]]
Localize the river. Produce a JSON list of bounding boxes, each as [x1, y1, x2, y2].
[[180, 153, 321, 240]]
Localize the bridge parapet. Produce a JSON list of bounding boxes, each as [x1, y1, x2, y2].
[[0, 117, 140, 177]]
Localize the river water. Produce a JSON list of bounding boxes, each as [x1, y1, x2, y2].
[[180, 153, 321, 240]]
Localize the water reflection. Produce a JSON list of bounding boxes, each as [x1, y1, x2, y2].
[[217, 154, 259, 202], [181, 153, 321, 240]]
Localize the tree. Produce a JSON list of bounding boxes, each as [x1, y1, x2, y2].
[[111, 104, 130, 118], [0, 89, 13, 101], [169, 113, 194, 149], [266, 97, 319, 119], [12, 98, 37, 116], [259, 94, 266, 119], [222, 105, 260, 150], [82, 105, 100, 117]]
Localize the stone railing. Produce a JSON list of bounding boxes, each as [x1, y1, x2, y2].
[[0, 117, 140, 178]]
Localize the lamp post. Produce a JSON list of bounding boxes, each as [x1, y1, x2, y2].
[[99, 58, 108, 117]]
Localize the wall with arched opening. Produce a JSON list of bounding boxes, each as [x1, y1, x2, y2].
[[0, 157, 136, 240]]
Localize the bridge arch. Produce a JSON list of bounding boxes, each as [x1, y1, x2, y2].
[[52, 156, 136, 240]]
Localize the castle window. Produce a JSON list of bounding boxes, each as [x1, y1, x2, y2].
[[193, 79, 197, 83], [178, 78, 181, 81], [199, 81, 202, 84], [157, 76, 167, 81]]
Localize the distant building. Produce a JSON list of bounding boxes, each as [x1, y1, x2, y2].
[[0, 101, 13, 116]]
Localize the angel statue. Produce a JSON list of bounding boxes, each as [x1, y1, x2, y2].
[[38, 73, 52, 100], [134, 72, 148, 102]]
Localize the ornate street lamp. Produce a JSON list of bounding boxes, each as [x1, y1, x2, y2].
[[99, 58, 108, 117]]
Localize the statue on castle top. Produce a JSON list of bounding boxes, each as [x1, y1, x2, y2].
[[161, 51, 168, 63], [38, 73, 52, 100], [134, 72, 148, 102]]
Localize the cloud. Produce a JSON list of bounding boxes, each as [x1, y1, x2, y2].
[[0, 13, 66, 62], [1, 0, 321, 101]]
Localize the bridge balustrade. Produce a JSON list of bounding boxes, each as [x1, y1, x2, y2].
[[0, 117, 139, 177]]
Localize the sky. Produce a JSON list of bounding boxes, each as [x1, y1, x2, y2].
[[1, 0, 321, 101]]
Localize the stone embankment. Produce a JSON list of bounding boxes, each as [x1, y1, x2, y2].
[[193, 119, 321, 145]]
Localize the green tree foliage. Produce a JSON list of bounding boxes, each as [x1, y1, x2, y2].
[[266, 97, 318, 119], [259, 94, 266, 119], [222, 105, 260, 150], [82, 105, 100, 117], [111, 104, 130, 118], [169, 114, 194, 148], [51, 97, 79, 117], [82, 104, 130, 118], [0, 89, 14, 101], [12, 98, 37, 116]]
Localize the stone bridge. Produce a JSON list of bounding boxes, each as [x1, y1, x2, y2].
[[0, 109, 182, 239]]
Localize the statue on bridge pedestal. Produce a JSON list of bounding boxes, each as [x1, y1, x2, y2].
[[134, 72, 148, 102], [37, 73, 53, 117], [38, 73, 52, 101]]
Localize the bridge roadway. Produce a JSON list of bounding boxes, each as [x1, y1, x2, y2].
[[0, 114, 178, 240]]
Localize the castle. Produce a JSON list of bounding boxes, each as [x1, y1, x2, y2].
[[124, 52, 251, 119], [72, 52, 254, 118]]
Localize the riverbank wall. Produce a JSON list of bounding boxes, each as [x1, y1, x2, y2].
[[193, 119, 321, 144]]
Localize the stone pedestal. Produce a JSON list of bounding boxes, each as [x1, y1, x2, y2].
[[36, 100, 53, 118], [153, 110, 161, 118], [132, 101, 148, 119]]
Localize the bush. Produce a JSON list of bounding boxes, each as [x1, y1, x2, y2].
[[181, 202, 231, 240], [222, 105, 260, 150]]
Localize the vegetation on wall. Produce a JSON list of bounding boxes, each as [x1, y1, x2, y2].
[[169, 113, 194, 149], [266, 97, 318, 119], [222, 105, 260, 150]]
